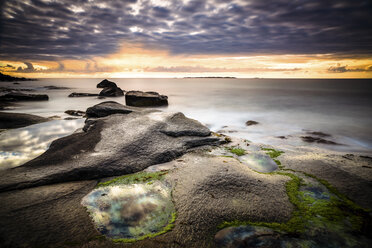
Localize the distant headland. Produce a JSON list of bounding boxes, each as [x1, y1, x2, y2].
[[0, 72, 37, 82], [183, 76, 236, 79]]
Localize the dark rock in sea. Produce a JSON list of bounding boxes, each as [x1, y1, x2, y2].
[[301, 136, 340, 145], [13, 82, 20, 85], [0, 112, 49, 129], [306, 131, 331, 137], [125, 90, 168, 107], [245, 120, 259, 126], [0, 92, 48, 101], [277, 136, 287, 139], [64, 117, 79, 120], [0, 87, 34, 93], [0, 109, 222, 192], [44, 85, 71, 90], [68, 92, 99, 97], [64, 110, 85, 117], [97, 79, 117, 88], [99, 86, 124, 97], [97, 96, 106, 99], [85, 101, 134, 118]]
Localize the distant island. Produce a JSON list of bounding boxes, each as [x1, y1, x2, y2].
[[183, 76, 236, 79], [0, 72, 36, 82]]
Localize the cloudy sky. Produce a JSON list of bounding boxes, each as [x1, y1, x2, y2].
[[0, 0, 371, 78]]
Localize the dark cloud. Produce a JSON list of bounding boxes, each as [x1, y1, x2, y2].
[[328, 64, 372, 73], [16, 62, 35, 72], [0, 0, 371, 61]]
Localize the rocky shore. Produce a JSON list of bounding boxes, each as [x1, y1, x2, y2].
[[0, 79, 371, 248]]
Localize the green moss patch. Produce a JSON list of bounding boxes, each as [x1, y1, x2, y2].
[[97, 171, 168, 187], [217, 170, 371, 246], [226, 146, 246, 156]]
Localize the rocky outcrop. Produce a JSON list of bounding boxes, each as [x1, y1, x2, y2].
[[64, 110, 85, 117], [68, 92, 99, 97], [85, 101, 136, 118], [0, 108, 222, 192], [97, 79, 117, 88], [125, 91, 168, 107], [99, 86, 124, 97], [0, 112, 49, 129], [0, 92, 48, 101]]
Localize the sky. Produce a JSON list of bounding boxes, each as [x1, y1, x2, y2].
[[0, 0, 371, 78]]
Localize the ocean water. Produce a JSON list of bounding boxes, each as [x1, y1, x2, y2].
[[1, 78, 371, 168]]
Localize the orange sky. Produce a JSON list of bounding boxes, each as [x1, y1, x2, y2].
[[1, 43, 371, 78]]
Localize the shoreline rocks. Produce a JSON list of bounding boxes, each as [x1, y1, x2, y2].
[[0, 103, 222, 192], [245, 120, 259, 126], [0, 112, 49, 129], [0, 92, 48, 101], [125, 90, 168, 107]]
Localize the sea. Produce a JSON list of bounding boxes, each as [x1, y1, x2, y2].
[[1, 78, 371, 169]]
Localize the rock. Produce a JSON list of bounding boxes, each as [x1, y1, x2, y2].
[[0, 109, 222, 192], [306, 131, 331, 137], [301, 136, 340, 145], [68, 92, 99, 97], [99, 86, 124, 97], [125, 91, 168, 107], [277, 136, 287, 139], [0, 92, 48, 101], [85, 101, 135, 118], [44, 86, 71, 90], [0, 112, 49, 129], [245, 120, 259, 126], [64, 110, 85, 117], [97, 79, 117, 88], [0, 72, 36, 82]]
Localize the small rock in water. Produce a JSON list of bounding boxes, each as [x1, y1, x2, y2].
[[306, 131, 331, 137], [68, 92, 99, 97], [99, 86, 124, 97], [301, 136, 340, 145], [245, 120, 259, 126]]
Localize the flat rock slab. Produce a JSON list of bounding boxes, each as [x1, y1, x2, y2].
[[0, 112, 49, 129], [0, 110, 222, 192], [125, 91, 168, 107], [0, 92, 48, 101]]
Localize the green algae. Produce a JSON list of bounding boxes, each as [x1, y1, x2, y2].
[[226, 146, 246, 156], [217, 170, 370, 243], [261, 147, 284, 167], [97, 171, 168, 187]]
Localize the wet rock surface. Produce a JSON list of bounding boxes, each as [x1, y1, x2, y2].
[[125, 91, 168, 107], [85, 101, 135, 118], [301, 135, 340, 145], [0, 92, 48, 101], [0, 108, 222, 192], [0, 112, 49, 129]]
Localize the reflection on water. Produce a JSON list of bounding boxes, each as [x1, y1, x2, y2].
[[81, 181, 174, 240], [0, 119, 84, 170], [238, 154, 278, 173]]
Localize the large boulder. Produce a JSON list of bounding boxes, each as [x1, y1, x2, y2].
[[99, 86, 124, 97], [85, 101, 134, 118], [97, 79, 117, 88], [0, 92, 48, 101], [0, 112, 49, 129], [0, 109, 222, 192], [68, 92, 99, 97], [125, 90, 168, 107]]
